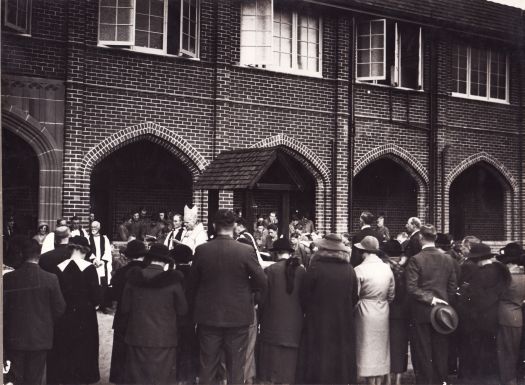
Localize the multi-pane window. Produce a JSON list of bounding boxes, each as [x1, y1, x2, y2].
[[452, 45, 508, 102], [240, 0, 322, 75], [98, 0, 200, 57], [356, 19, 423, 90], [4, 0, 31, 34]]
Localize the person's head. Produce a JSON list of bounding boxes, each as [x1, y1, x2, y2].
[[132, 211, 140, 221], [419, 224, 437, 246], [121, 215, 131, 224], [90, 221, 101, 236], [405, 217, 422, 234], [172, 214, 183, 229], [139, 207, 147, 218], [234, 217, 247, 235], [56, 218, 67, 227], [290, 232, 300, 248], [497, 242, 525, 266], [184, 205, 199, 230], [291, 214, 299, 226], [67, 236, 91, 260], [213, 209, 236, 236], [158, 212, 165, 221], [7, 216, 15, 228], [269, 237, 294, 259], [89, 213, 95, 222], [38, 222, 49, 235], [124, 240, 147, 261], [354, 235, 381, 257], [341, 232, 350, 246], [147, 243, 172, 267], [377, 213, 385, 228], [436, 233, 453, 252], [256, 224, 265, 233], [461, 235, 481, 256], [22, 239, 41, 263], [267, 224, 278, 238], [359, 211, 375, 227], [70, 215, 81, 230], [55, 226, 71, 244], [269, 212, 277, 220]]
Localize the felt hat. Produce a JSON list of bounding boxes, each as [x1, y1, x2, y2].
[[354, 235, 381, 253], [466, 243, 496, 261], [38, 222, 49, 230], [316, 233, 349, 252], [124, 240, 147, 260], [168, 243, 193, 264], [381, 239, 403, 257], [68, 235, 91, 254], [269, 237, 295, 253], [55, 225, 70, 239], [435, 233, 453, 249], [147, 243, 173, 263], [497, 242, 525, 265], [430, 305, 459, 335]]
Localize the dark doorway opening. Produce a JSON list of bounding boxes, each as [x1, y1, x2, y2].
[[352, 158, 418, 237], [90, 140, 193, 240], [2, 129, 39, 236], [450, 163, 505, 241]]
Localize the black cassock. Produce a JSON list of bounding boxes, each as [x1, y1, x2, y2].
[[47, 258, 101, 384]]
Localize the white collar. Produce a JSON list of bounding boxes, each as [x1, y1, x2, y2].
[[422, 243, 435, 249], [57, 257, 92, 272], [361, 225, 371, 230]]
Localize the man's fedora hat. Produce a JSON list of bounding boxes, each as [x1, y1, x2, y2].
[[430, 305, 459, 335], [124, 240, 147, 260], [497, 242, 525, 265], [147, 243, 173, 264], [466, 243, 496, 261], [354, 236, 381, 253], [269, 237, 295, 253], [316, 233, 349, 252], [168, 244, 193, 264]]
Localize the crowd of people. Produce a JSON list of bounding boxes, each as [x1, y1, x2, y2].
[[3, 207, 525, 385]]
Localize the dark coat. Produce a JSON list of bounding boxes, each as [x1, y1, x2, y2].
[[403, 230, 422, 258], [405, 247, 457, 323], [259, 260, 305, 348], [387, 257, 409, 320], [38, 244, 69, 273], [300, 249, 358, 384], [499, 272, 525, 327], [48, 259, 102, 385], [4, 262, 66, 351], [188, 235, 267, 327], [121, 264, 188, 347], [351, 227, 379, 267]]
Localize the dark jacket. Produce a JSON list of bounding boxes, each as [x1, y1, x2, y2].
[[4, 262, 66, 350], [387, 257, 409, 319], [188, 234, 267, 327], [404, 230, 422, 258], [39, 244, 69, 273], [498, 271, 525, 327], [406, 246, 457, 323], [351, 227, 379, 267], [121, 264, 188, 347]]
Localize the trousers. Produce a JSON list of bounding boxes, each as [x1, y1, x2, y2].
[[410, 322, 449, 385], [6, 350, 47, 385]]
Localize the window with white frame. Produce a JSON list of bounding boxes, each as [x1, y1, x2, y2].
[[240, 0, 322, 75], [4, 0, 31, 34], [452, 45, 508, 102], [356, 19, 422, 89], [98, 0, 200, 57]]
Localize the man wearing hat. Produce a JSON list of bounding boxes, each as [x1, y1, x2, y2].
[[109, 240, 148, 384], [405, 224, 458, 385], [121, 243, 188, 384], [188, 209, 267, 385], [39, 225, 71, 273]]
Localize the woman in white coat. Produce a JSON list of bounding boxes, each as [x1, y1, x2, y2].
[[354, 236, 395, 385]]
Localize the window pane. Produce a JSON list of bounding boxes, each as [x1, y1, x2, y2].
[[100, 24, 116, 41], [358, 35, 370, 49], [117, 25, 131, 41], [101, 7, 117, 24], [357, 63, 369, 78], [489, 51, 507, 100], [371, 63, 383, 77], [470, 48, 488, 97], [453, 45, 468, 94], [136, 0, 148, 13], [150, 32, 163, 48], [135, 0, 165, 50], [136, 14, 149, 30], [273, 8, 293, 69], [135, 30, 148, 46], [371, 49, 383, 63], [371, 20, 383, 34], [458, 81, 467, 94], [357, 50, 370, 64], [117, 8, 132, 24], [150, 15, 163, 33], [150, 0, 164, 16], [371, 34, 384, 49], [357, 20, 385, 79], [399, 23, 420, 89]]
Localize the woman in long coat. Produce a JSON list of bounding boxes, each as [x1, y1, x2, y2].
[[300, 233, 358, 384], [259, 238, 306, 384], [47, 236, 101, 384], [354, 236, 395, 385]]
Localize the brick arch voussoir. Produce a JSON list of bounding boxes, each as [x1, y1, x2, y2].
[[250, 133, 332, 188], [353, 144, 429, 188], [80, 122, 209, 179], [445, 152, 518, 193]]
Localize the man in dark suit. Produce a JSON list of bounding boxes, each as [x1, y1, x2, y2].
[[188, 209, 267, 385], [4, 239, 66, 385], [350, 211, 379, 267], [404, 216, 423, 258], [39, 226, 71, 273], [406, 224, 458, 385]]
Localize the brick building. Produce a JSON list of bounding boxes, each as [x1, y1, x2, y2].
[[2, 0, 524, 245]]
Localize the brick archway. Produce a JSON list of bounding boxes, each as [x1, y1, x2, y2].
[[251, 133, 332, 233], [445, 152, 517, 240], [353, 144, 428, 221], [2, 105, 63, 228]]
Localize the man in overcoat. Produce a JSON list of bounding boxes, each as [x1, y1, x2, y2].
[[406, 224, 457, 384], [350, 211, 379, 267], [404, 217, 423, 258], [39, 226, 71, 273], [188, 209, 267, 385], [4, 239, 66, 385]]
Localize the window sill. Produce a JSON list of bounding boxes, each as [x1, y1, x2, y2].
[[355, 80, 424, 92], [2, 29, 31, 38], [451, 92, 509, 105], [97, 43, 200, 62], [236, 64, 323, 79]]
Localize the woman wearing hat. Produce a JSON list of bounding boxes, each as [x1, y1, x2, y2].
[[121, 243, 188, 384], [382, 240, 409, 385], [47, 236, 102, 385], [354, 236, 395, 385], [109, 240, 148, 384], [300, 233, 358, 384], [32, 222, 49, 247], [496, 243, 525, 385], [258, 238, 306, 384]]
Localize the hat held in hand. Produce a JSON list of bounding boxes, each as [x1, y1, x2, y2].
[[430, 305, 459, 335]]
